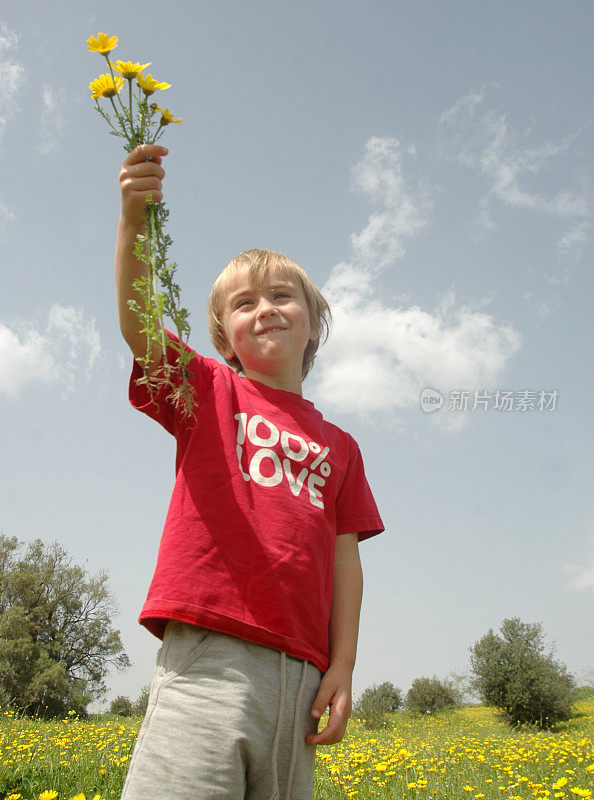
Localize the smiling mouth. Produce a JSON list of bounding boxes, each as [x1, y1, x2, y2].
[[256, 327, 286, 335]]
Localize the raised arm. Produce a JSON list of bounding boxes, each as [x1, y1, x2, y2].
[[115, 143, 169, 367]]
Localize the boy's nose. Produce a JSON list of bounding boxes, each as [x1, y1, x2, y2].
[[256, 297, 278, 317]]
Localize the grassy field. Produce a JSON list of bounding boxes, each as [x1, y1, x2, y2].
[[0, 700, 592, 800]]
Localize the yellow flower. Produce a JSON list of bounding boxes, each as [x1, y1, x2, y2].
[[154, 106, 182, 124], [87, 33, 118, 55], [39, 793, 59, 800], [89, 73, 124, 99], [554, 779, 569, 790], [110, 60, 151, 79], [137, 73, 171, 95], [70, 794, 86, 800]]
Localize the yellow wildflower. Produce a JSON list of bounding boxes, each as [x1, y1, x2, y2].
[[154, 106, 182, 124], [39, 793, 59, 800], [137, 73, 171, 95], [89, 73, 124, 99], [110, 60, 151, 79], [70, 794, 86, 800], [87, 33, 118, 55], [554, 778, 569, 790]]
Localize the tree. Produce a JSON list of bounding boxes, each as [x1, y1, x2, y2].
[[469, 617, 575, 728], [0, 534, 130, 717], [353, 681, 402, 729], [405, 676, 459, 714], [110, 695, 134, 716]]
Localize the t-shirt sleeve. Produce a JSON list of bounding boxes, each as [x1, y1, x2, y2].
[[128, 329, 214, 436], [335, 434, 384, 542]]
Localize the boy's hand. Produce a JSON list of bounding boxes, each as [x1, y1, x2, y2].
[[119, 144, 168, 226], [306, 662, 353, 746]]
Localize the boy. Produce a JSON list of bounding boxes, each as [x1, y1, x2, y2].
[[116, 143, 384, 800]]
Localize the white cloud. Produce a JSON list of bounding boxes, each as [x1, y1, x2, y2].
[[0, 305, 101, 399], [315, 279, 521, 421], [312, 137, 522, 423], [0, 200, 15, 227], [0, 23, 25, 142], [557, 221, 592, 260], [439, 91, 591, 228], [565, 537, 594, 591], [38, 83, 67, 154], [471, 196, 497, 239], [523, 291, 561, 319], [348, 137, 433, 270]]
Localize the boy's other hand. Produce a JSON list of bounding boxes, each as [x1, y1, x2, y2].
[[305, 662, 352, 746], [119, 144, 168, 226]]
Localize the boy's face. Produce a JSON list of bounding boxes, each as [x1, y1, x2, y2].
[[221, 266, 317, 384]]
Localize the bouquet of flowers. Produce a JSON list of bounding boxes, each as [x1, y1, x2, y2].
[[87, 32, 195, 417]]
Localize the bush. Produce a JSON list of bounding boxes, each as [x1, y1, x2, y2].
[[353, 681, 402, 729], [109, 695, 133, 717], [406, 676, 459, 714], [132, 685, 150, 717], [573, 685, 594, 703], [469, 617, 575, 729]]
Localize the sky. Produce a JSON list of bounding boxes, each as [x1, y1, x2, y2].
[[1, 0, 592, 710]]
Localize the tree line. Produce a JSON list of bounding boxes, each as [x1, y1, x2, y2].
[[354, 617, 580, 729], [0, 534, 585, 728]]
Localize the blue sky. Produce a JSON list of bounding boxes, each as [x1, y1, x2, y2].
[[1, 0, 592, 708]]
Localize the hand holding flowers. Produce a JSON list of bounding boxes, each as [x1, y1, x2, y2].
[[87, 33, 195, 417]]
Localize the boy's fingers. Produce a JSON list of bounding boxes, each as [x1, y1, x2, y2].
[[129, 161, 165, 179], [310, 688, 331, 720], [124, 144, 168, 166], [305, 716, 344, 746], [124, 177, 162, 193]]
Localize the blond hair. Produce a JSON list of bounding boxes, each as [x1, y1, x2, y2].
[[207, 248, 331, 381]]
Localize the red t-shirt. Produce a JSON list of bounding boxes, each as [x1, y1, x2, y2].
[[129, 331, 384, 673]]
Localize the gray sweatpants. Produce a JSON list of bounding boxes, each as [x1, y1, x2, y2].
[[120, 621, 323, 800]]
